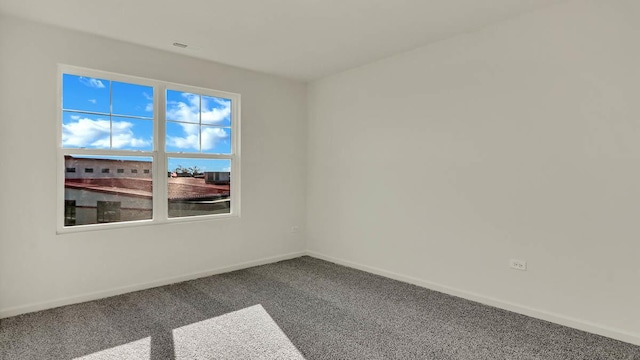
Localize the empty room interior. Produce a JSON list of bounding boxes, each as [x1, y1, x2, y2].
[[1, 0, 640, 359]]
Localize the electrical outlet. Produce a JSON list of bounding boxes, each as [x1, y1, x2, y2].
[[290, 226, 300, 233], [509, 259, 527, 271]]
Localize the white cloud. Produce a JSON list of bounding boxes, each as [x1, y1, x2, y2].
[[142, 92, 154, 112], [166, 123, 199, 150], [166, 93, 199, 123], [166, 93, 231, 125], [202, 97, 231, 125], [62, 117, 151, 149], [165, 92, 231, 151], [70, 115, 81, 120], [79, 77, 106, 89], [63, 118, 110, 148], [88, 99, 97, 104], [166, 123, 229, 152], [202, 127, 229, 151]]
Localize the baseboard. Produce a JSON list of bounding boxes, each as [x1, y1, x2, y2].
[[306, 250, 640, 346], [0, 251, 306, 319]]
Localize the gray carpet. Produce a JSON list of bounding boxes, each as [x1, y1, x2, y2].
[[1, 256, 638, 359]]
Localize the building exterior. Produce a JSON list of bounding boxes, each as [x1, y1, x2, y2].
[[204, 171, 231, 185], [65, 156, 152, 179], [64, 156, 231, 226]]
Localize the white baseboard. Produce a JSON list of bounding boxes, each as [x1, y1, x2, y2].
[[0, 251, 306, 319], [306, 250, 640, 346], [3, 250, 638, 347]]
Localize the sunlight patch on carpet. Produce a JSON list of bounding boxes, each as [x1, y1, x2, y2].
[[172, 304, 304, 359]]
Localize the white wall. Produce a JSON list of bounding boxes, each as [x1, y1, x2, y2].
[[0, 15, 307, 316], [307, 0, 640, 344]]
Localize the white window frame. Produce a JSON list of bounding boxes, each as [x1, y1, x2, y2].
[[56, 65, 241, 234]]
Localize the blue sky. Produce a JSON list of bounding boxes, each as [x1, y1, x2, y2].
[[165, 90, 232, 154], [62, 74, 232, 157], [167, 158, 231, 173], [70, 154, 153, 164], [70, 155, 230, 173]]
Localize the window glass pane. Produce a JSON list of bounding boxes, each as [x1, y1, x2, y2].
[[64, 155, 153, 226], [110, 116, 153, 151], [201, 126, 231, 154], [62, 111, 111, 149], [201, 96, 231, 126], [62, 74, 110, 113], [167, 158, 231, 218], [112, 81, 154, 119], [166, 90, 200, 123], [166, 122, 200, 153]]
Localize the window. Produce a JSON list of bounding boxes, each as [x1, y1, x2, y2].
[[58, 66, 240, 232], [165, 88, 233, 218]]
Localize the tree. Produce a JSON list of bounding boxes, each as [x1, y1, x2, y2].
[[188, 166, 201, 176], [173, 165, 201, 177], [174, 165, 190, 176]]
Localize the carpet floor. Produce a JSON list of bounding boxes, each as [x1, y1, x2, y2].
[[1, 256, 638, 359]]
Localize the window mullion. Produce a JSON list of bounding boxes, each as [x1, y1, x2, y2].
[[60, 148, 153, 157], [155, 85, 168, 222], [109, 80, 113, 149], [164, 153, 233, 160]]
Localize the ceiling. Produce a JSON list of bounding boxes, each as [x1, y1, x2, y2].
[[0, 0, 564, 81]]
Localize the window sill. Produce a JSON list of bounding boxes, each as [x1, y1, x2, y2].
[[56, 212, 240, 235]]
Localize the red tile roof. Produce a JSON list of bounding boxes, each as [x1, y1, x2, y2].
[[65, 177, 230, 200]]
